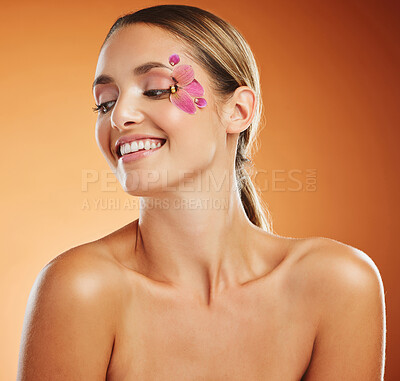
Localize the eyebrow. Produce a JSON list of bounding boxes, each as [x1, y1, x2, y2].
[[92, 61, 170, 91]]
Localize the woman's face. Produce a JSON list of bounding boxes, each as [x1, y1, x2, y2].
[[93, 23, 227, 196]]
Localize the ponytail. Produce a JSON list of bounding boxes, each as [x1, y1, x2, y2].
[[236, 132, 274, 232]]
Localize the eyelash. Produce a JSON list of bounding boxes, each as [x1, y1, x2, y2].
[[92, 88, 171, 115]]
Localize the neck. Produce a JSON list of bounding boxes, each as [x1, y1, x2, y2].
[[134, 167, 259, 304]]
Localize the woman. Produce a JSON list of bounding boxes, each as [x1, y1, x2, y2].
[[17, 5, 386, 380]]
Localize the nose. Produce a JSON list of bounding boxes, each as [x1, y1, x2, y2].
[[110, 95, 145, 131]]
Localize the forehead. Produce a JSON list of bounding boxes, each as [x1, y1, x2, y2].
[[95, 23, 191, 75]]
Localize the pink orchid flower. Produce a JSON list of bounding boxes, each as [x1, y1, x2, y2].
[[168, 54, 207, 114]]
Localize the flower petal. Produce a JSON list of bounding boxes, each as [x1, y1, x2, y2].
[[184, 79, 204, 97], [172, 64, 194, 87], [169, 54, 180, 66], [194, 98, 207, 108], [170, 89, 196, 114]]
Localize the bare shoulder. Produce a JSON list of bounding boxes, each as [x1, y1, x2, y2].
[[45, 238, 125, 297], [36, 238, 127, 307], [289, 236, 385, 299], [285, 236, 386, 321], [17, 239, 125, 380], [289, 237, 387, 380]]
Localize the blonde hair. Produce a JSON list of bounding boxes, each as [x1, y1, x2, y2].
[[101, 4, 274, 232]]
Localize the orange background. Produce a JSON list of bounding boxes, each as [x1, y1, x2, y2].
[[1, 0, 399, 379]]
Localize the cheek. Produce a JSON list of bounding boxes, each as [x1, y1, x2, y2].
[[148, 96, 212, 135], [148, 98, 191, 130], [163, 110, 218, 164], [95, 120, 112, 160], [146, 104, 216, 169]]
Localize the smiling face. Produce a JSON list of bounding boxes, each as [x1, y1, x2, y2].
[[93, 23, 228, 197]]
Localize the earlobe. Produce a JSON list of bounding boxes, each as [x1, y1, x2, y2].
[[225, 86, 256, 134]]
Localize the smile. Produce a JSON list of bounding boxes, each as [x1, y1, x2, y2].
[[120, 139, 164, 155], [117, 138, 167, 163]]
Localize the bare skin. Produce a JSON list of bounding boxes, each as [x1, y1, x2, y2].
[[17, 220, 385, 380], [17, 22, 386, 380]]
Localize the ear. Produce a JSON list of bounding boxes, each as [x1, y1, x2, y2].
[[223, 86, 257, 134]]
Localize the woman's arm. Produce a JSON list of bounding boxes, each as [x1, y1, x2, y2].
[[301, 241, 386, 380], [16, 247, 118, 380]]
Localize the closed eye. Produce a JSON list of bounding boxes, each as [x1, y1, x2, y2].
[[143, 89, 171, 98], [92, 100, 115, 115], [92, 88, 172, 115]]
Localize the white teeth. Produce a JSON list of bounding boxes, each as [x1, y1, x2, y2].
[[119, 139, 164, 156], [131, 141, 139, 152]]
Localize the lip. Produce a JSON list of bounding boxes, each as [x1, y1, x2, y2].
[[114, 134, 167, 157]]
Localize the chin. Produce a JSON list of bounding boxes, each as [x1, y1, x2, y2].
[[119, 168, 185, 197]]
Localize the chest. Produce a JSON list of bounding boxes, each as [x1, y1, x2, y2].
[[106, 281, 315, 381]]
